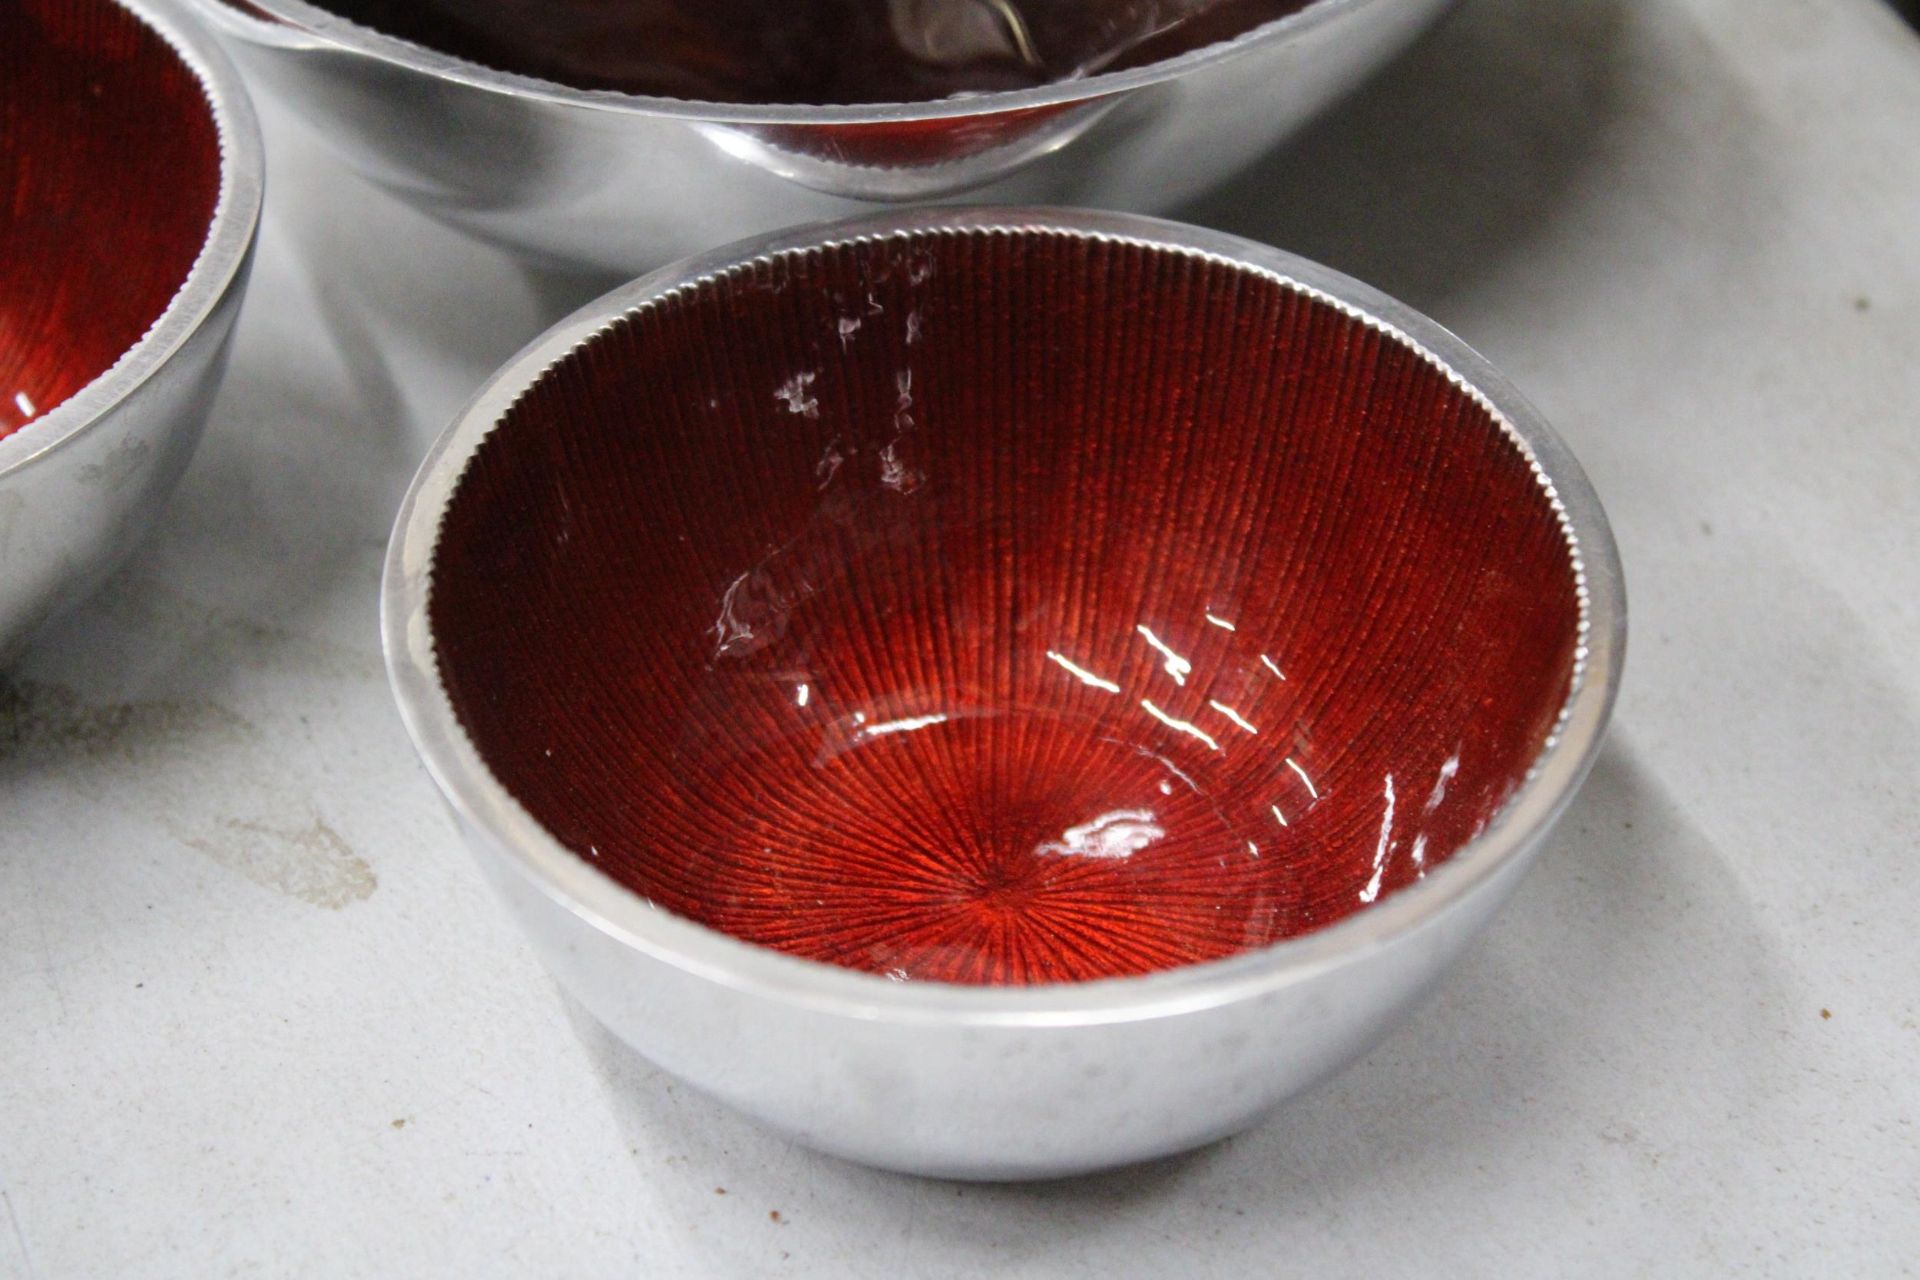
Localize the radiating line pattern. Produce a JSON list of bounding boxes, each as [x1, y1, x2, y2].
[[0, 0, 223, 442], [430, 229, 1584, 986]]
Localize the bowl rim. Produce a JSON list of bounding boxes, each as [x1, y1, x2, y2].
[[191, 0, 1431, 125], [382, 206, 1627, 1028], [0, 0, 265, 479]]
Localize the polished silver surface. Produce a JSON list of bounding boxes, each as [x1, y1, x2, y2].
[[189, 0, 1451, 274], [0, 0, 263, 665], [383, 207, 1626, 1180]]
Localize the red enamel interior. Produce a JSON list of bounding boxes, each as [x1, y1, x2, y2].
[[429, 230, 1584, 986], [744, 102, 1091, 171], [296, 0, 1316, 104], [0, 0, 222, 443]]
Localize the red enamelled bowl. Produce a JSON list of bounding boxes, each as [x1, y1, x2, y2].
[[384, 208, 1624, 1179]]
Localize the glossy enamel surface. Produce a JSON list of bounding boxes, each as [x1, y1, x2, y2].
[[291, 0, 1317, 104], [0, 0, 222, 442], [428, 228, 1582, 986], [386, 210, 1621, 1175], [0, 0, 261, 662]]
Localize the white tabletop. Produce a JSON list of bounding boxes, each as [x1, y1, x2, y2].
[[4, 0, 1917, 1274]]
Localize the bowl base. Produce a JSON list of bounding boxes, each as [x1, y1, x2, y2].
[[674, 707, 1283, 985]]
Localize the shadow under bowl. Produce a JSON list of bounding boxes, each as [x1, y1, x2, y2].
[[187, 0, 1451, 272], [385, 208, 1624, 1177], [0, 0, 262, 661]]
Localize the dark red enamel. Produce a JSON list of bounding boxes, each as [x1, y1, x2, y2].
[[429, 230, 1583, 986], [743, 101, 1092, 172], [295, 0, 1316, 104], [0, 0, 223, 442]]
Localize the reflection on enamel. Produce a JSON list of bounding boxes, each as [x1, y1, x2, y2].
[[889, 370, 916, 434], [1158, 779, 1174, 795], [1205, 612, 1236, 631], [1035, 809, 1165, 860], [1260, 654, 1287, 681], [1156, 755, 1202, 793], [878, 441, 922, 493], [1140, 699, 1221, 751], [12, 391, 34, 419], [1208, 700, 1258, 734], [1426, 751, 1461, 813], [1409, 833, 1429, 877], [1285, 756, 1319, 799], [795, 683, 810, 708], [815, 437, 846, 487], [1045, 650, 1121, 693], [711, 569, 772, 659], [1360, 773, 1397, 904], [1270, 803, 1289, 829], [773, 370, 820, 417], [861, 713, 948, 739], [1135, 625, 1193, 685]]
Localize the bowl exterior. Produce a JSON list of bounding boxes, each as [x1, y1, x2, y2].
[[381, 208, 1624, 1181], [0, 0, 262, 664], [457, 800, 1537, 1179], [0, 256, 252, 663], [189, 0, 1449, 273]]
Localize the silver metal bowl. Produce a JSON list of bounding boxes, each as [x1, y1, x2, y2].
[[188, 0, 1450, 274], [0, 0, 264, 664], [384, 207, 1625, 1180]]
